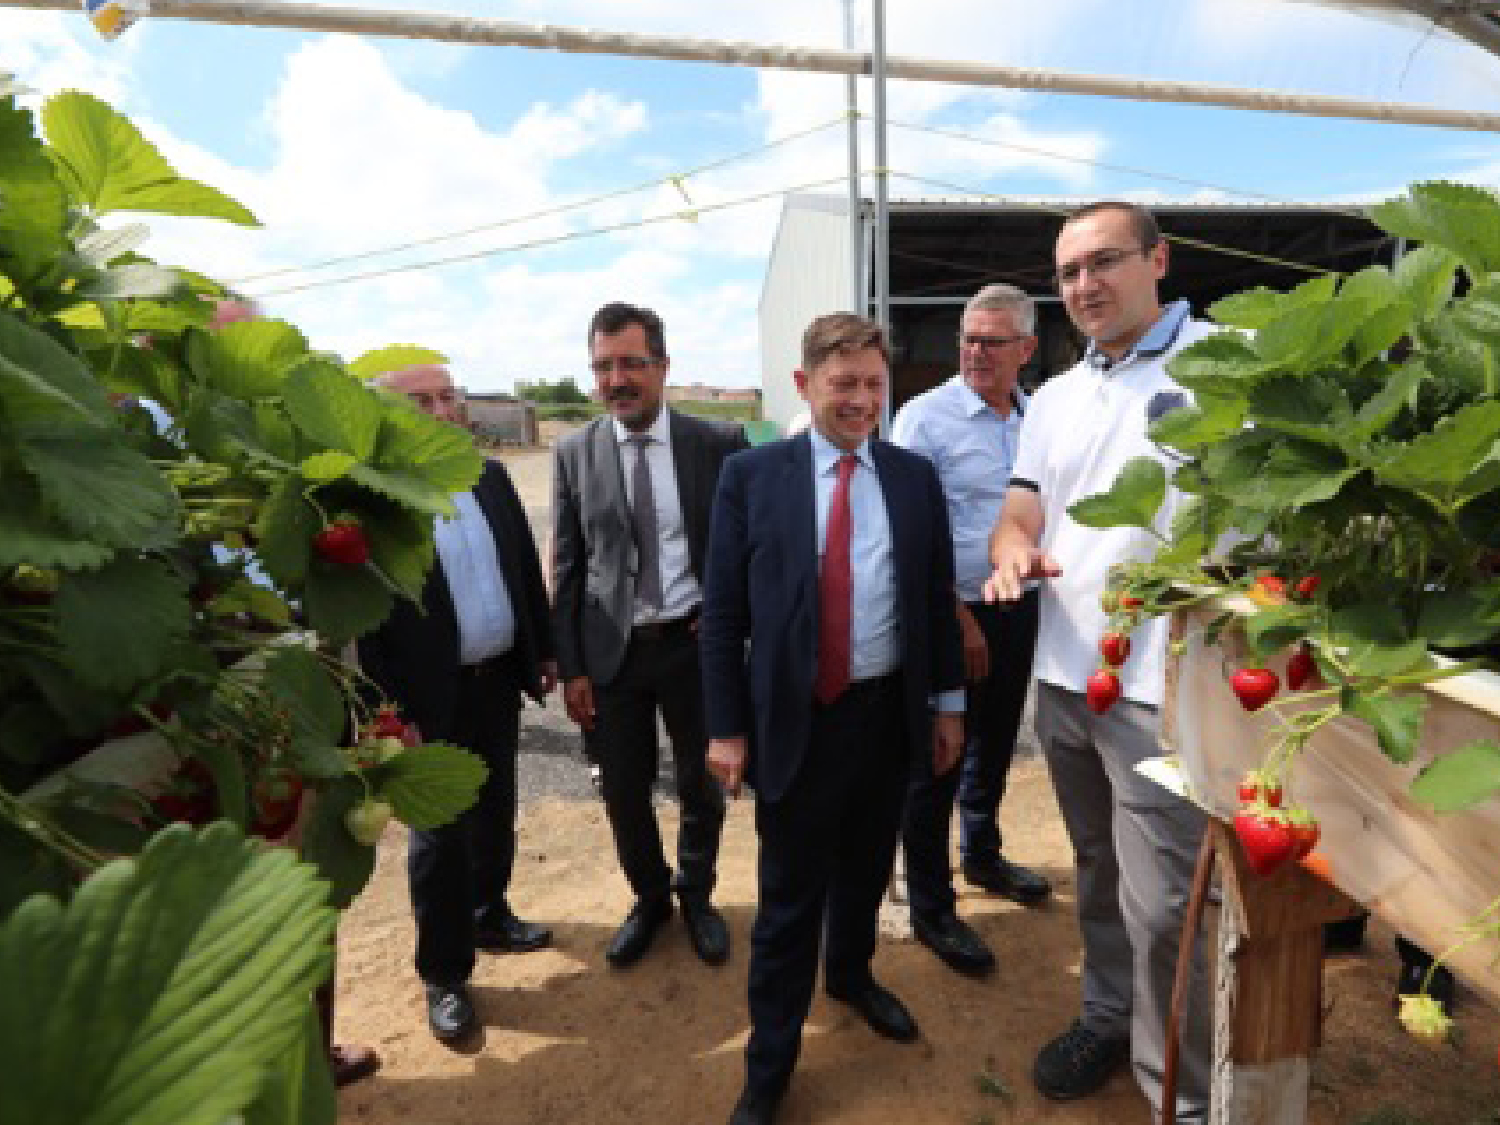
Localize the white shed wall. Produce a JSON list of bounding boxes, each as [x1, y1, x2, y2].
[[758, 194, 856, 430]]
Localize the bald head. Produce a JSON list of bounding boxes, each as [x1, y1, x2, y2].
[[380, 364, 462, 424]]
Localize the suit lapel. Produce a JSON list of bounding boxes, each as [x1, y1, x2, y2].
[[668, 410, 702, 565], [591, 415, 630, 526], [871, 440, 911, 602], [786, 434, 817, 606]]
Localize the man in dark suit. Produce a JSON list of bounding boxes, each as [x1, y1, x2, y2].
[[551, 301, 748, 968], [700, 313, 965, 1125], [357, 363, 557, 1044]]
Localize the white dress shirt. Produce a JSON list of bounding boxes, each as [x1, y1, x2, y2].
[[434, 489, 517, 665], [614, 410, 700, 625]]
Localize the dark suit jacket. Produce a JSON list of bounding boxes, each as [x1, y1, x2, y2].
[[357, 461, 553, 743], [550, 408, 748, 686], [698, 434, 964, 804]]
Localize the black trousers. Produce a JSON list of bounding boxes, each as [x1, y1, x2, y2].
[[594, 619, 725, 903], [745, 674, 911, 1099], [408, 658, 521, 987], [901, 590, 1037, 921]]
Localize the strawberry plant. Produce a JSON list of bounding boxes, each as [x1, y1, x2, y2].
[[1071, 180, 1500, 1026], [0, 82, 491, 1122]]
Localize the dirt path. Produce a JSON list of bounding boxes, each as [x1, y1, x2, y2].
[[334, 439, 1500, 1125]]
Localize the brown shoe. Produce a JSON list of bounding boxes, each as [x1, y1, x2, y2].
[[330, 1043, 380, 1087]]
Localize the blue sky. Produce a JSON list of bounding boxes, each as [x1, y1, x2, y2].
[[7, 0, 1500, 392]]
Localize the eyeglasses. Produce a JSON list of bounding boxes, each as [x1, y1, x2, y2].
[[1053, 246, 1151, 290], [590, 355, 660, 375], [960, 333, 1027, 351]]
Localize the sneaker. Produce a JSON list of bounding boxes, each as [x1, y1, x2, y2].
[[1033, 1021, 1129, 1101]]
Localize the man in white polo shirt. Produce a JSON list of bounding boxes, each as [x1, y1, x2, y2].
[[984, 201, 1216, 1123]]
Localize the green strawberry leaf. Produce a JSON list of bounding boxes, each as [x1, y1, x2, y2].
[[0, 96, 69, 285], [186, 320, 311, 401], [19, 432, 180, 550], [42, 91, 259, 225], [1391, 244, 1458, 322], [241, 1003, 336, 1125], [1410, 739, 1500, 812], [1374, 399, 1500, 508], [0, 473, 114, 571], [1349, 690, 1428, 765], [297, 775, 376, 910], [283, 360, 381, 460], [259, 646, 349, 753], [1067, 457, 1165, 530], [301, 563, 394, 647], [0, 822, 335, 1125], [54, 555, 191, 691], [379, 742, 488, 829], [1371, 181, 1500, 279], [347, 345, 447, 381]]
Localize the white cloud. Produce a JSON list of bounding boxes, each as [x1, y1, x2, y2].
[[5, 12, 135, 105]]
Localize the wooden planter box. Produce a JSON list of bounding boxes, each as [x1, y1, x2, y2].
[[1163, 602, 1500, 1010]]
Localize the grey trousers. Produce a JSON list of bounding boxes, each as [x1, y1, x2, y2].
[[1035, 682, 1211, 1124]]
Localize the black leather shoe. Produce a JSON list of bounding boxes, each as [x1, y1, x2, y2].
[[913, 912, 995, 977], [728, 1084, 782, 1125], [1033, 1020, 1128, 1100], [962, 855, 1051, 905], [680, 898, 731, 965], [475, 913, 552, 954], [826, 979, 919, 1043], [425, 984, 477, 1043], [605, 897, 673, 967]]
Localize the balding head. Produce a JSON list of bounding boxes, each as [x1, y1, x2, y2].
[[380, 364, 461, 424]]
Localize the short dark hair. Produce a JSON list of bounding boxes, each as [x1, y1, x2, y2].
[[1063, 201, 1161, 250], [801, 312, 887, 372], [588, 301, 667, 360]]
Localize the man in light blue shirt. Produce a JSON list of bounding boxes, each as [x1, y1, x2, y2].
[[893, 283, 1051, 979]]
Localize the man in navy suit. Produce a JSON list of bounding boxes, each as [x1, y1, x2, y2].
[[700, 313, 965, 1125]]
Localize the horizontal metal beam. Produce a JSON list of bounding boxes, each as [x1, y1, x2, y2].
[[7, 0, 1500, 132]]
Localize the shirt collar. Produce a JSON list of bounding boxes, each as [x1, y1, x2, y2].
[[951, 374, 1025, 419], [613, 406, 672, 446], [809, 426, 874, 475], [1084, 299, 1192, 371]]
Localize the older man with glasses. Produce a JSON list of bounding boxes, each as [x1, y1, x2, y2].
[[551, 301, 749, 970], [891, 284, 1051, 983], [985, 202, 1217, 1123]]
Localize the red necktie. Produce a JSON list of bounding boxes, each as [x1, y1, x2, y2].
[[815, 453, 857, 705]]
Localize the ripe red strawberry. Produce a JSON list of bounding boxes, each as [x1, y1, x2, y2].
[[1293, 575, 1321, 600], [1120, 595, 1144, 610], [313, 518, 369, 567], [369, 705, 420, 747], [1231, 667, 1280, 711], [1287, 646, 1316, 692], [1289, 812, 1321, 860], [1086, 668, 1122, 714], [251, 768, 305, 839], [1253, 575, 1286, 597], [1233, 811, 1297, 876], [1099, 632, 1131, 667]]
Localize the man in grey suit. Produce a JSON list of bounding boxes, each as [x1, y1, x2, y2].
[[552, 301, 749, 968]]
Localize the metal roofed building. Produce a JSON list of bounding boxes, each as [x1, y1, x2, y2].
[[757, 192, 1396, 429]]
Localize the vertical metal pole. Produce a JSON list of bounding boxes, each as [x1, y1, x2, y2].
[[842, 0, 863, 315], [870, 0, 891, 431]]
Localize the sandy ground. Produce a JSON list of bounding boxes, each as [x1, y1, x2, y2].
[[334, 436, 1500, 1125]]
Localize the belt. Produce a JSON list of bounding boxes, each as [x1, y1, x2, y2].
[[817, 668, 902, 706], [631, 612, 697, 642], [462, 650, 514, 676]]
